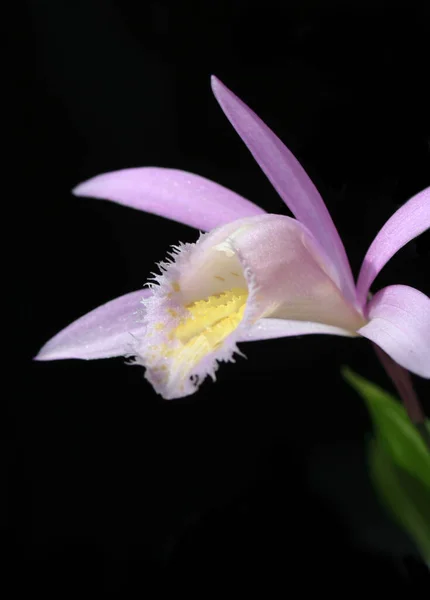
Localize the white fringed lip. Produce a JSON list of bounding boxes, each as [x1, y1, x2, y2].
[[132, 214, 366, 399]]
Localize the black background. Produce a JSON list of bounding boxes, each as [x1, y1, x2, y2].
[[6, 0, 430, 593]]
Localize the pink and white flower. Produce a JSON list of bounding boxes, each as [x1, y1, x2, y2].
[[36, 77, 430, 399]]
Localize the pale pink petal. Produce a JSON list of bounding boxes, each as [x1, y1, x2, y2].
[[239, 318, 356, 342], [35, 289, 152, 361], [211, 76, 357, 307], [356, 187, 430, 306], [73, 167, 265, 231], [216, 214, 366, 332], [358, 285, 430, 378]]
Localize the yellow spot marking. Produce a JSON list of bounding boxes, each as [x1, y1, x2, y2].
[[172, 282, 180, 292], [230, 272, 239, 276], [147, 288, 248, 387], [214, 275, 225, 281], [168, 309, 178, 317], [171, 287, 247, 378]]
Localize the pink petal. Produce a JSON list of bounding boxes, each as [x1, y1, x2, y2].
[[239, 318, 356, 342], [358, 285, 430, 378], [211, 76, 357, 308], [73, 167, 265, 231], [356, 187, 430, 306], [35, 289, 152, 361]]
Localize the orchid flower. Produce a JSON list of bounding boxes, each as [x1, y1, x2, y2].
[[35, 77, 430, 400]]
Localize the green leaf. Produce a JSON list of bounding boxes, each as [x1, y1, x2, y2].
[[342, 367, 430, 490], [369, 439, 430, 563], [342, 367, 430, 564]]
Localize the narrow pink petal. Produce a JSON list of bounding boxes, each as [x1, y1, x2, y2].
[[356, 187, 430, 306], [239, 318, 356, 342], [73, 167, 265, 231], [358, 285, 430, 378], [211, 76, 357, 307], [35, 289, 152, 361]]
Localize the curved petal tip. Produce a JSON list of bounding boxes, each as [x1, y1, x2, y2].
[[359, 285, 430, 379], [72, 167, 264, 231], [34, 289, 151, 362]]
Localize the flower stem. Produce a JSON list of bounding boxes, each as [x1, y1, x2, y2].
[[373, 344, 430, 450]]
